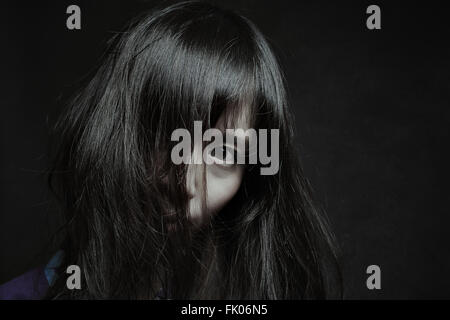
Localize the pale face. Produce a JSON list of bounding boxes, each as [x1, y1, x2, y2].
[[186, 112, 250, 226]]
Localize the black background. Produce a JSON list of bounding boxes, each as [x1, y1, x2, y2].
[[1, 0, 449, 299]]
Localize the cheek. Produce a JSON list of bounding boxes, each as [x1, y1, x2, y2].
[[205, 166, 244, 214]]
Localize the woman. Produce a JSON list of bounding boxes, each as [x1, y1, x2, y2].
[[2, 1, 341, 299]]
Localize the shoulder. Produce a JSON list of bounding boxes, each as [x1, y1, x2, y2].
[[0, 250, 64, 300]]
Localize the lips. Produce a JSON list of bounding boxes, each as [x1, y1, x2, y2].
[[163, 213, 179, 233], [163, 212, 178, 224]]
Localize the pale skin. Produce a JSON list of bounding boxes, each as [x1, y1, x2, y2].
[[186, 112, 250, 226]]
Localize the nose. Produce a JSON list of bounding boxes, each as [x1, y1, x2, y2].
[[186, 143, 203, 199], [186, 164, 199, 200], [187, 190, 195, 200]]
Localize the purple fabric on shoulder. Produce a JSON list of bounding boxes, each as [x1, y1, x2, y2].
[[0, 266, 49, 300]]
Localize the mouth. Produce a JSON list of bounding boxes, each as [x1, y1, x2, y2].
[[163, 212, 178, 223]]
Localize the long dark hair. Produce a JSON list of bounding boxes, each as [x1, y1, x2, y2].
[[47, 1, 341, 299]]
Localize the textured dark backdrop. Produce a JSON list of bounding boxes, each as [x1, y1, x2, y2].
[[1, 0, 449, 299]]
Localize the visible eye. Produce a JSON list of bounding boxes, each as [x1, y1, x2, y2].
[[209, 144, 236, 167]]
